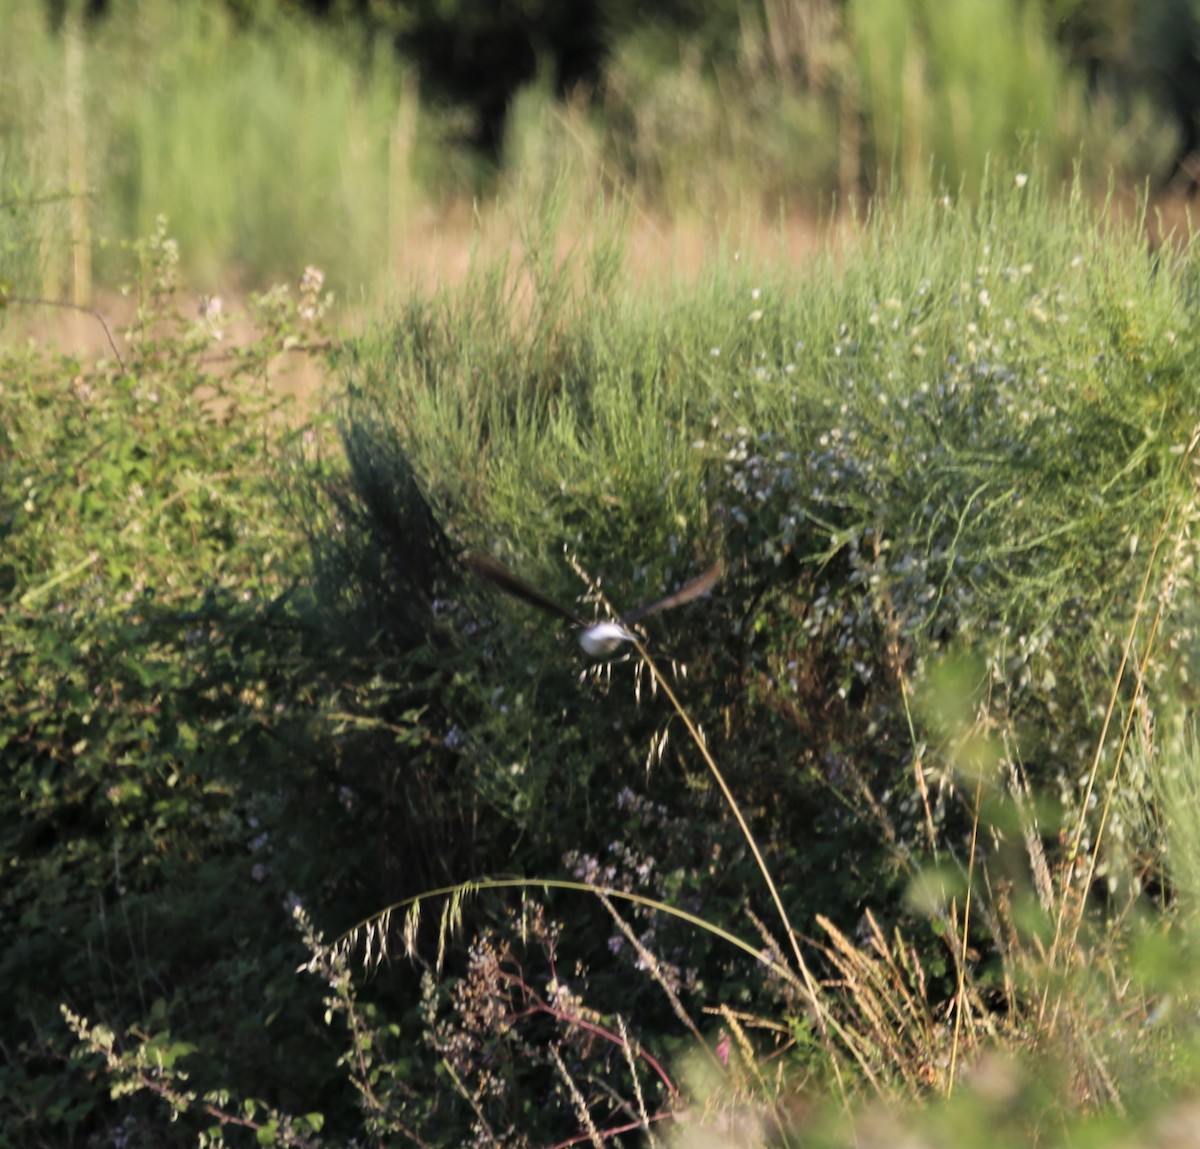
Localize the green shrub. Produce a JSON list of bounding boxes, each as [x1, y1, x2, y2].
[[305, 174, 1200, 1137], [0, 226, 381, 1145], [337, 172, 1200, 873]]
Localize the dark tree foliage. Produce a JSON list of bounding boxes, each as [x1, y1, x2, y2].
[[1136, 0, 1200, 170], [43, 0, 107, 26], [301, 0, 743, 154], [47, 0, 1200, 175], [70, 0, 744, 154], [384, 0, 607, 152]]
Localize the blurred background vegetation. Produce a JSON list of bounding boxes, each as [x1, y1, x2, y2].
[[10, 2, 1200, 1148], [2, 0, 1200, 301]]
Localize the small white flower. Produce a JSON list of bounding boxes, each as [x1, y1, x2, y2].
[[300, 265, 325, 294], [1014, 172, 1028, 188]]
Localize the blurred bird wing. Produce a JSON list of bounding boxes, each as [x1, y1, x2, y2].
[[463, 551, 587, 627], [620, 561, 723, 627]]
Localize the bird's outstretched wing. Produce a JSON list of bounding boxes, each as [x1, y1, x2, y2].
[[462, 551, 586, 627], [619, 561, 723, 626], [464, 551, 723, 647]]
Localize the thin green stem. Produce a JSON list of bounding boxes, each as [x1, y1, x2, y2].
[[335, 877, 795, 982], [632, 637, 850, 1104], [946, 770, 983, 1095], [1041, 422, 1200, 1028]]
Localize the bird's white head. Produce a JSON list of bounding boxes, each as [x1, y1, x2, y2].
[[578, 621, 637, 658]]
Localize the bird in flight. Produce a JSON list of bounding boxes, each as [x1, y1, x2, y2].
[[463, 551, 722, 657]]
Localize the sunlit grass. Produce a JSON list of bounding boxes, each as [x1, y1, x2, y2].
[[0, 0, 444, 296]]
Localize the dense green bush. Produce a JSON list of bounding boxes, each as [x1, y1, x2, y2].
[[0, 228, 392, 1145], [336, 172, 1200, 877], [308, 175, 1200, 1136]]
